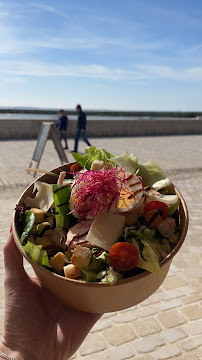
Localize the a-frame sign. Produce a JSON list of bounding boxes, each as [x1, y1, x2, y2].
[[29, 122, 68, 177]]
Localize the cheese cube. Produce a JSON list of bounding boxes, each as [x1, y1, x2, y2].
[[86, 212, 125, 251]]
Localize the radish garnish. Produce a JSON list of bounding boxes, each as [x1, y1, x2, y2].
[[70, 167, 126, 218]]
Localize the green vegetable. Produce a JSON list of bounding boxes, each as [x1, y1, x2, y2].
[[132, 238, 163, 274], [99, 266, 122, 286], [136, 160, 171, 190], [169, 198, 180, 217], [72, 146, 115, 170], [23, 241, 51, 268], [80, 268, 98, 282], [112, 151, 139, 174], [20, 210, 35, 245], [95, 251, 110, 264], [51, 184, 71, 231]]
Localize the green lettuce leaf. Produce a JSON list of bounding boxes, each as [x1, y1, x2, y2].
[[95, 251, 110, 264], [23, 241, 51, 268], [72, 146, 103, 170], [99, 266, 123, 285], [112, 151, 139, 174], [136, 160, 171, 190], [132, 238, 163, 274], [169, 198, 180, 217], [80, 268, 98, 282], [20, 210, 35, 245], [51, 184, 71, 231]]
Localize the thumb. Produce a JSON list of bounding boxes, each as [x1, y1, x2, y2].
[[4, 232, 29, 284]]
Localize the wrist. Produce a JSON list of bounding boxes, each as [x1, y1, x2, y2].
[[0, 341, 36, 360], [0, 342, 23, 360]]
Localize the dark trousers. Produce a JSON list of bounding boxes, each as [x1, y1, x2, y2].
[[74, 128, 91, 152], [59, 131, 68, 149]]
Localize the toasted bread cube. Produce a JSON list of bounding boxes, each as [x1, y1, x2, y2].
[[30, 208, 45, 223], [91, 160, 105, 171], [50, 252, 68, 273], [71, 245, 92, 268], [63, 264, 81, 279], [35, 235, 53, 249]]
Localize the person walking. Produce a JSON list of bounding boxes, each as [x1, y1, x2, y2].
[[56, 109, 68, 149], [73, 104, 91, 152]]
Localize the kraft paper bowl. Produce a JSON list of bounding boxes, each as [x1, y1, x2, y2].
[[13, 163, 189, 313]]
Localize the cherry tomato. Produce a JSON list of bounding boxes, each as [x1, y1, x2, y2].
[[109, 242, 139, 272], [144, 201, 169, 220], [70, 163, 82, 173]]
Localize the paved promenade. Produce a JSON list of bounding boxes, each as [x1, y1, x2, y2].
[[0, 135, 202, 359]]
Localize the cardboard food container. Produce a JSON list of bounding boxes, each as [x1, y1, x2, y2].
[[13, 163, 189, 313]]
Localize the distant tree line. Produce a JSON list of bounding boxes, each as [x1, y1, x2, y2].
[[0, 108, 201, 118]]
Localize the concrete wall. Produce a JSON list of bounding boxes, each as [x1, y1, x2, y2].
[[0, 118, 202, 139]]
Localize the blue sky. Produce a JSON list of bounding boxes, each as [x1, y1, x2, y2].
[[1, 0, 202, 110]]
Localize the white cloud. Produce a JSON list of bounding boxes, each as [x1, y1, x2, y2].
[[31, 2, 69, 19], [1, 59, 202, 82], [3, 76, 26, 83]]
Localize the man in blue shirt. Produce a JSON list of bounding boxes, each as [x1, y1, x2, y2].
[[56, 109, 68, 149], [73, 104, 91, 152]]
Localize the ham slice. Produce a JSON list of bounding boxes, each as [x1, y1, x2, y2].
[[66, 220, 92, 246]]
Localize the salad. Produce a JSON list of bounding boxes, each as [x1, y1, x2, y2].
[[15, 146, 181, 286]]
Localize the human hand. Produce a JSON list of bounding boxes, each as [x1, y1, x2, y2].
[[1, 233, 101, 360]]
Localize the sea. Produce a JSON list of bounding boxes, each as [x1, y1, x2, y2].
[[0, 113, 150, 121]]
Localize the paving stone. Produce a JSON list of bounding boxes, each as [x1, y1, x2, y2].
[[112, 310, 137, 323], [181, 293, 202, 304], [162, 276, 186, 290], [79, 333, 106, 356], [175, 355, 200, 360], [181, 335, 202, 351], [137, 305, 157, 318], [162, 328, 187, 343], [103, 324, 136, 346], [184, 319, 202, 336], [79, 354, 103, 360], [195, 346, 202, 359], [158, 300, 181, 311], [155, 345, 181, 359], [134, 356, 155, 360], [102, 312, 117, 318], [91, 319, 111, 332], [131, 317, 161, 337], [158, 289, 184, 301], [158, 309, 186, 328], [181, 304, 202, 321], [103, 343, 135, 360], [134, 334, 165, 353], [141, 294, 159, 306]]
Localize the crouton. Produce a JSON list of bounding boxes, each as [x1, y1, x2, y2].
[[71, 245, 92, 268], [50, 252, 68, 273], [63, 264, 81, 279], [30, 208, 45, 223]]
